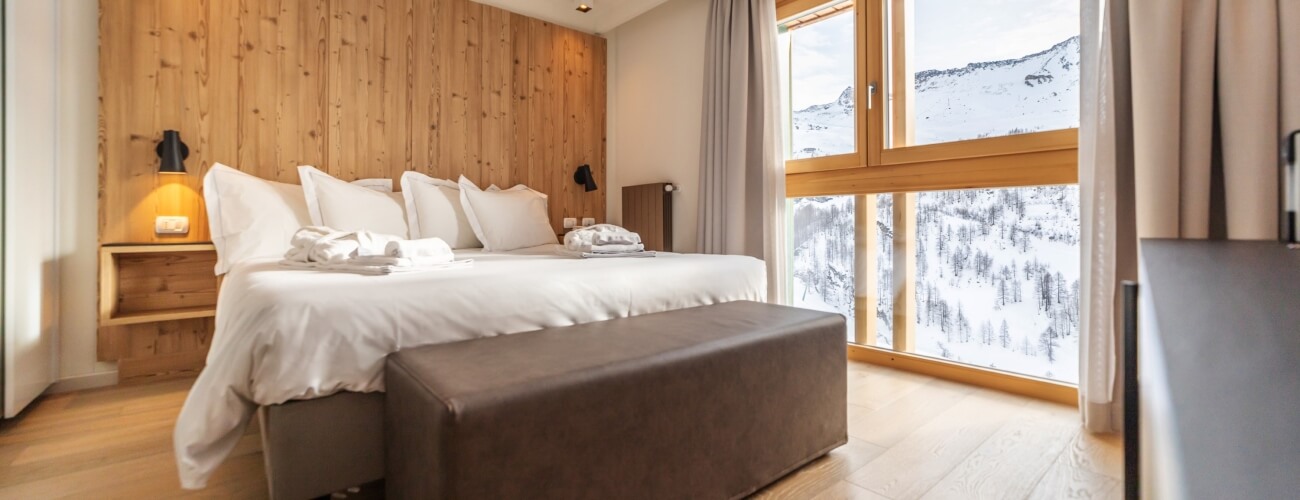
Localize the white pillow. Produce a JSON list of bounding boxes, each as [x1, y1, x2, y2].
[[203, 163, 312, 275], [349, 178, 394, 192], [298, 166, 408, 237], [400, 172, 482, 249], [458, 176, 556, 251]]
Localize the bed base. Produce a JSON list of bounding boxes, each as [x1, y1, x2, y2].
[[257, 392, 385, 500]]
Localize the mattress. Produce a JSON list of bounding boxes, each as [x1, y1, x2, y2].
[[174, 245, 766, 489]]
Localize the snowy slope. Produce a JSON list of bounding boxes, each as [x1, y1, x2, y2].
[[790, 36, 1081, 155], [791, 87, 855, 159], [914, 36, 1080, 144]]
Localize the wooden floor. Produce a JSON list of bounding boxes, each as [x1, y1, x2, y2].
[[0, 361, 1121, 499]]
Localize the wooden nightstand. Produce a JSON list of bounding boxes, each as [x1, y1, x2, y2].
[[98, 243, 218, 383]]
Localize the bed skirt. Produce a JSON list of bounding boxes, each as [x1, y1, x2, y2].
[[257, 391, 385, 500]]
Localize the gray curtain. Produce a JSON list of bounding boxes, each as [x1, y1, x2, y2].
[[698, 0, 787, 303], [1080, 0, 1300, 432]]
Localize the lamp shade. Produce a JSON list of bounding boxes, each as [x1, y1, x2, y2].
[[157, 130, 189, 174], [573, 164, 598, 192]]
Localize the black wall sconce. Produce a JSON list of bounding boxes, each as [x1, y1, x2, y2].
[[574, 164, 598, 192], [157, 129, 189, 174]]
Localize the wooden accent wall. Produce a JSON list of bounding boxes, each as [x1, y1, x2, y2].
[[98, 0, 605, 381], [99, 0, 607, 245]]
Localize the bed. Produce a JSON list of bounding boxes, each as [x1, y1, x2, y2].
[[173, 244, 766, 493]]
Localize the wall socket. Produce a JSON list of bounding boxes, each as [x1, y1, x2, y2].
[[581, 217, 596, 226], [563, 217, 577, 229], [155, 216, 189, 235]]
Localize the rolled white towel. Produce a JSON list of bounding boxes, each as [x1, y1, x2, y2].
[[283, 227, 359, 264], [564, 224, 643, 252], [592, 231, 641, 246], [351, 255, 456, 267], [309, 239, 361, 264], [283, 227, 404, 263], [384, 238, 454, 260], [354, 231, 403, 257]]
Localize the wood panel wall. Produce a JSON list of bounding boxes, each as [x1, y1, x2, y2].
[[99, 0, 607, 244], [98, 0, 605, 380]]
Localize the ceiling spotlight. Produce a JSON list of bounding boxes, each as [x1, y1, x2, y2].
[[576, 3, 592, 12]]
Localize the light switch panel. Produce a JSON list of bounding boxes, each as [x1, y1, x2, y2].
[[581, 217, 596, 226], [155, 216, 190, 235], [563, 217, 577, 229]]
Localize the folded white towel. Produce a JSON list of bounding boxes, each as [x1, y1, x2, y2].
[[351, 255, 456, 267], [556, 247, 657, 259], [384, 238, 453, 260], [582, 251, 656, 259], [588, 243, 645, 253], [281, 258, 474, 275], [564, 224, 644, 253]]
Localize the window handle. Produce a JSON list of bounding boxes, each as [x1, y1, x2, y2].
[[867, 82, 877, 110]]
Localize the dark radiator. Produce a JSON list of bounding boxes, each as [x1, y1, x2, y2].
[[621, 183, 674, 252]]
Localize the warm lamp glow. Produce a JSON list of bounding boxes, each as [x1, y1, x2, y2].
[[576, 3, 592, 13]]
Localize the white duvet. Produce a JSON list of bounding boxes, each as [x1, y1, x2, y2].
[[174, 245, 766, 489]]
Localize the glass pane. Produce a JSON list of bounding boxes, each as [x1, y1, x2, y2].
[[783, 5, 856, 159], [887, 0, 1080, 146], [790, 195, 890, 344], [912, 186, 1081, 383], [792, 196, 856, 340], [875, 194, 894, 347]]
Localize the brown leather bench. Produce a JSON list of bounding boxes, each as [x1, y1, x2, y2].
[[384, 301, 847, 499]]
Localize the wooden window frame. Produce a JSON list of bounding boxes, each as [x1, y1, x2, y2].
[[779, 0, 1081, 402]]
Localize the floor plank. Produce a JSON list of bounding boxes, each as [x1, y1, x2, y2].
[[0, 360, 1120, 500], [844, 389, 1028, 499], [810, 480, 891, 500], [1026, 460, 1122, 500], [919, 401, 1078, 500], [753, 438, 886, 500], [1058, 427, 1124, 479], [848, 377, 973, 448]]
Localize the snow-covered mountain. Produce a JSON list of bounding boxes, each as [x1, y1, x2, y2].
[[790, 36, 1081, 156], [791, 86, 855, 159], [914, 36, 1080, 144], [791, 37, 1082, 383]]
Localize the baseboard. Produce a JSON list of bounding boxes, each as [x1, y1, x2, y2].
[[45, 371, 119, 394]]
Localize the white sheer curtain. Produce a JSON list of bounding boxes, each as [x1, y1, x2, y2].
[[697, 0, 788, 304], [1079, 0, 1300, 432]]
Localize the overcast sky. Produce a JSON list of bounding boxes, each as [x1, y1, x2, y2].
[[787, 0, 1078, 110]]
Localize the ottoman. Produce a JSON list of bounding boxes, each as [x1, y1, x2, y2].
[[385, 300, 846, 499]]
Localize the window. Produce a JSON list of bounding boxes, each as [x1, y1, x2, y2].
[[778, 1, 862, 171], [874, 187, 1081, 383], [780, 0, 1081, 388], [790, 194, 892, 346], [885, 0, 1080, 147], [782, 3, 857, 159]]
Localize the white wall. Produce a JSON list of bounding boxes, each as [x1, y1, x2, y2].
[[3, 0, 107, 414], [605, 0, 708, 252], [55, 0, 112, 389], [4, 0, 61, 416]]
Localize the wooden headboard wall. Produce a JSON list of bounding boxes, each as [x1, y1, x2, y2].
[[99, 0, 607, 244]]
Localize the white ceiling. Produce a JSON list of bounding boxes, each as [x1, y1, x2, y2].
[[472, 0, 671, 34]]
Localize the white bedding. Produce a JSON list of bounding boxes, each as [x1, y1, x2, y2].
[[174, 245, 766, 488]]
